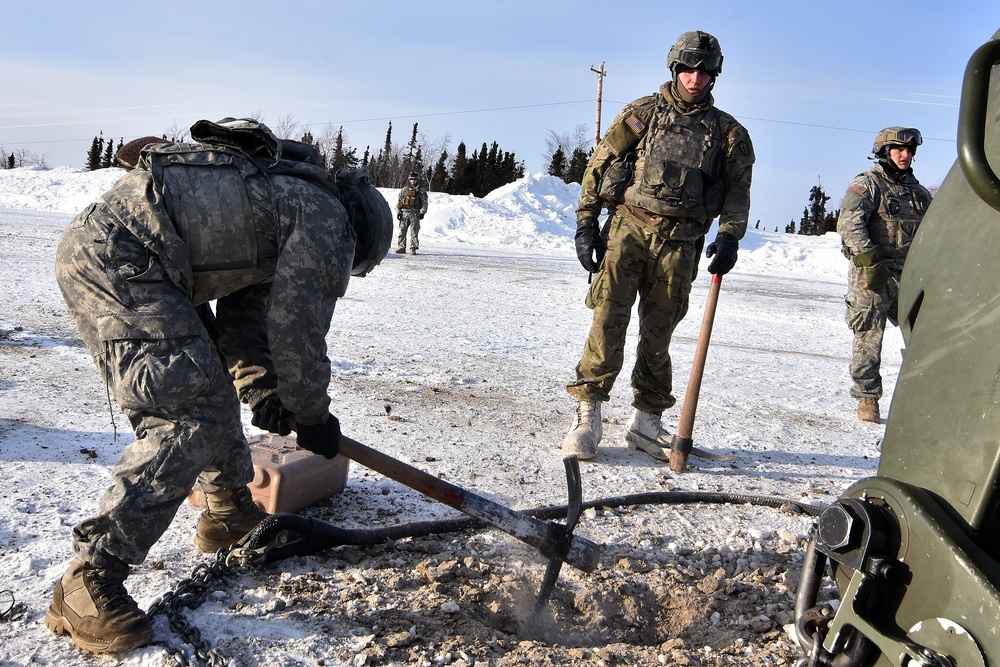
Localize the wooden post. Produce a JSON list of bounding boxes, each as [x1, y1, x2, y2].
[[590, 62, 606, 148]]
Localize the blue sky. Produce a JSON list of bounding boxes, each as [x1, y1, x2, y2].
[[2, 1, 998, 229]]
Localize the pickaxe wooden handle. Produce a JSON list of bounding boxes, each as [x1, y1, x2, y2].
[[338, 435, 603, 573], [670, 273, 723, 472]]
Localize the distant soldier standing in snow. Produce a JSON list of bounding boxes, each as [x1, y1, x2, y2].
[[837, 127, 931, 423], [395, 170, 428, 255], [45, 119, 391, 653], [562, 30, 754, 461]]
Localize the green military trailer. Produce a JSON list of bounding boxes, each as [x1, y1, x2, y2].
[[794, 29, 1000, 667]]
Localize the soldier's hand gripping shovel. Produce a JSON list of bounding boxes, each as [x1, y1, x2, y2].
[[669, 273, 739, 472]]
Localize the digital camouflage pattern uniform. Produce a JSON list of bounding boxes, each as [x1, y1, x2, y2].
[[396, 181, 428, 251], [55, 141, 355, 568], [837, 161, 931, 401], [567, 81, 754, 414]]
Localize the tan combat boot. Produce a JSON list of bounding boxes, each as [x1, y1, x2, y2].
[[857, 397, 880, 423], [623, 409, 670, 460], [409, 248, 417, 255], [561, 400, 603, 460], [194, 486, 268, 553], [45, 557, 152, 653]]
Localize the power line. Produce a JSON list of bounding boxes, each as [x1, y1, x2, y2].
[[305, 100, 595, 129], [734, 115, 954, 144], [3, 99, 954, 152]]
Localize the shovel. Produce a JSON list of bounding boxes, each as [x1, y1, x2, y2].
[[669, 273, 738, 472]]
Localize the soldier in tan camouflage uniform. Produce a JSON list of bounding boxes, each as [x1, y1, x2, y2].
[[837, 127, 931, 423], [395, 171, 428, 255], [562, 31, 754, 461], [44, 120, 391, 653]]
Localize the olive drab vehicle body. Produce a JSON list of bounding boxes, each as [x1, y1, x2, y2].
[[793, 30, 1000, 667]]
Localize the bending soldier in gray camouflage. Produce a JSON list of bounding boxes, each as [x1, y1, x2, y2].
[[45, 119, 392, 654], [395, 171, 428, 255], [562, 30, 754, 461], [837, 127, 931, 423]]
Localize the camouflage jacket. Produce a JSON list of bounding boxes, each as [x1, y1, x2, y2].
[[837, 161, 932, 270], [578, 81, 754, 242], [98, 144, 354, 425]]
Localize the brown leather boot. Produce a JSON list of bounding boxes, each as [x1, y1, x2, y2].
[[194, 486, 268, 553], [45, 557, 152, 653], [857, 397, 880, 423], [394, 247, 406, 254]]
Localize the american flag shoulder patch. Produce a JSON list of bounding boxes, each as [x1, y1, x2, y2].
[[849, 183, 866, 195], [625, 114, 645, 135]]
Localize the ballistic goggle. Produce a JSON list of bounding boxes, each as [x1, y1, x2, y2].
[[670, 48, 724, 74], [883, 128, 923, 147]]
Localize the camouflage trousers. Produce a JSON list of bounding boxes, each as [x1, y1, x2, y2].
[[55, 208, 253, 568], [397, 210, 421, 250], [567, 211, 699, 414], [845, 265, 901, 400]]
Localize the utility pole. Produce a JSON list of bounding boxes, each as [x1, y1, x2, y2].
[[590, 62, 606, 148]]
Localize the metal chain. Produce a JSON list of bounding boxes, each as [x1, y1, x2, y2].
[[147, 547, 265, 666]]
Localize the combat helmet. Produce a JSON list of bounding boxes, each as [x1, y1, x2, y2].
[[334, 168, 393, 277], [668, 31, 724, 76], [872, 126, 922, 157]]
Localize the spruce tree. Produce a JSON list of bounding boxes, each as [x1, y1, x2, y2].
[[403, 122, 420, 176], [86, 135, 102, 171], [793, 180, 834, 235], [548, 146, 567, 179], [430, 150, 448, 192], [100, 139, 114, 169], [330, 127, 345, 172], [413, 145, 424, 178], [565, 147, 589, 184], [448, 142, 471, 195]]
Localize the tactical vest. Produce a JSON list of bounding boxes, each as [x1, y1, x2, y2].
[[141, 142, 279, 305], [399, 185, 422, 209], [624, 94, 724, 223], [865, 169, 931, 262]]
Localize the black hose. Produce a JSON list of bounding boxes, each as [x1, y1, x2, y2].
[[255, 489, 826, 561]]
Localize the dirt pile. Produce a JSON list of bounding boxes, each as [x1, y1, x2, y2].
[[160, 504, 818, 667]]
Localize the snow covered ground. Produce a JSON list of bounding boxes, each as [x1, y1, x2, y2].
[[0, 166, 896, 665]]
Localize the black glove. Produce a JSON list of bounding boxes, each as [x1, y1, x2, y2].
[[250, 395, 293, 436], [396, 211, 402, 221], [296, 413, 341, 459], [705, 231, 739, 276], [852, 247, 889, 291], [419, 213, 424, 219], [574, 216, 606, 273]]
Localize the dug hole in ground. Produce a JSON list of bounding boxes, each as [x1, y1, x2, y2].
[[0, 168, 891, 666]]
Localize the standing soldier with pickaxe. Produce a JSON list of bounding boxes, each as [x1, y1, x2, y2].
[[561, 30, 755, 462]]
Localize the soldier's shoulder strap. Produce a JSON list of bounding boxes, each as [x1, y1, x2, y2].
[[603, 95, 658, 157]]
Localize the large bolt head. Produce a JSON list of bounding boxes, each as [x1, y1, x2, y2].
[[818, 504, 857, 552]]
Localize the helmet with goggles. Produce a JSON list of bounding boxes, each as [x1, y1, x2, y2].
[[872, 126, 922, 157], [668, 30, 724, 76]]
